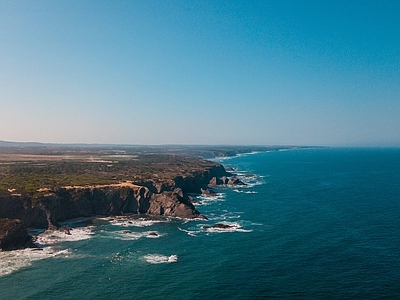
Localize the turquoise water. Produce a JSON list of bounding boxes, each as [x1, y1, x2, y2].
[[1, 148, 400, 299]]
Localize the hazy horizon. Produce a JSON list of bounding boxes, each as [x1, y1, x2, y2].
[[1, 1, 399, 147], [1, 139, 399, 149]]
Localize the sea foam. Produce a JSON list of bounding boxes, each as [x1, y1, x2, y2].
[[0, 247, 73, 277], [0, 226, 95, 277], [112, 230, 162, 241], [101, 217, 165, 228], [195, 193, 225, 206], [143, 254, 178, 264], [34, 227, 94, 246], [178, 227, 198, 237]]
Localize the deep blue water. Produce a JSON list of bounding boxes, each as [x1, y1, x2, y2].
[[1, 148, 400, 299]]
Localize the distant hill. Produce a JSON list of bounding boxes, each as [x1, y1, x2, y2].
[[0, 140, 47, 147], [0, 140, 120, 148], [0, 140, 317, 158]]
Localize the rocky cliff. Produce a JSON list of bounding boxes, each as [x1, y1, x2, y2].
[[0, 164, 230, 230]]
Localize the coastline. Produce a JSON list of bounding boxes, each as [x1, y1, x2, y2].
[[1, 156, 244, 251], [0, 144, 299, 252]]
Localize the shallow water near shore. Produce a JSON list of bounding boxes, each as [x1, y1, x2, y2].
[[1, 148, 400, 299]]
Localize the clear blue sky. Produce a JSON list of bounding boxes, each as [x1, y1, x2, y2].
[[1, 0, 399, 146]]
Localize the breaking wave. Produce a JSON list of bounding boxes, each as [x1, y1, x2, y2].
[[202, 221, 253, 233], [34, 227, 94, 246], [0, 248, 74, 277], [195, 193, 225, 206], [233, 189, 258, 194], [0, 226, 94, 277], [99, 217, 166, 228], [178, 227, 198, 237], [110, 230, 162, 240], [143, 254, 178, 264]]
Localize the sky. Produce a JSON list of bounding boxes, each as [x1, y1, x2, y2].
[[1, 0, 399, 146]]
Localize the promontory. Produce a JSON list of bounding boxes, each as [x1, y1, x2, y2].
[[0, 143, 296, 250]]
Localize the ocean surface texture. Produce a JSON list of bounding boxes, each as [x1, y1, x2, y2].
[[1, 148, 400, 299]]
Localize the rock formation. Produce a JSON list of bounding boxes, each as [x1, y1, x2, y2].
[[208, 176, 246, 186], [0, 218, 34, 251]]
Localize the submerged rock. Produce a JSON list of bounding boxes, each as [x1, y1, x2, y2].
[[203, 223, 237, 230]]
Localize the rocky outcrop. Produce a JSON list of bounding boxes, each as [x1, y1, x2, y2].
[[227, 176, 246, 186], [148, 192, 204, 219], [208, 176, 246, 186], [0, 218, 34, 251]]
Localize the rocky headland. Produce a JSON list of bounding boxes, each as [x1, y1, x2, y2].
[[0, 165, 237, 227], [0, 149, 248, 250]]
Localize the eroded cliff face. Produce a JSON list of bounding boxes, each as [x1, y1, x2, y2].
[[0, 165, 228, 229]]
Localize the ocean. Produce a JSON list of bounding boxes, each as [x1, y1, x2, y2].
[[1, 148, 400, 299]]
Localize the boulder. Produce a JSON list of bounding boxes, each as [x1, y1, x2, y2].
[[0, 218, 34, 251]]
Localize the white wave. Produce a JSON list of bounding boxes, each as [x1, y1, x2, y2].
[[239, 174, 265, 184], [212, 155, 239, 162], [195, 193, 225, 206], [197, 193, 225, 200], [103, 230, 162, 241], [0, 247, 73, 277], [211, 210, 242, 221], [233, 189, 258, 194], [0, 226, 94, 277], [250, 222, 264, 226], [178, 227, 197, 237], [34, 227, 94, 247], [143, 254, 178, 264], [102, 217, 165, 228], [278, 148, 292, 152]]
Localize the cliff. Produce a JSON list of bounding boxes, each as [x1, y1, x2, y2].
[[0, 164, 229, 230]]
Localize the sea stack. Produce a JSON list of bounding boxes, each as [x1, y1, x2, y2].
[[0, 218, 34, 251]]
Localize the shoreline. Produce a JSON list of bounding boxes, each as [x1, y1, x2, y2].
[[0, 146, 276, 251]]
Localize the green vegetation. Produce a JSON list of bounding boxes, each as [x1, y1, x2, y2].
[[0, 153, 218, 194], [0, 143, 294, 195]]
